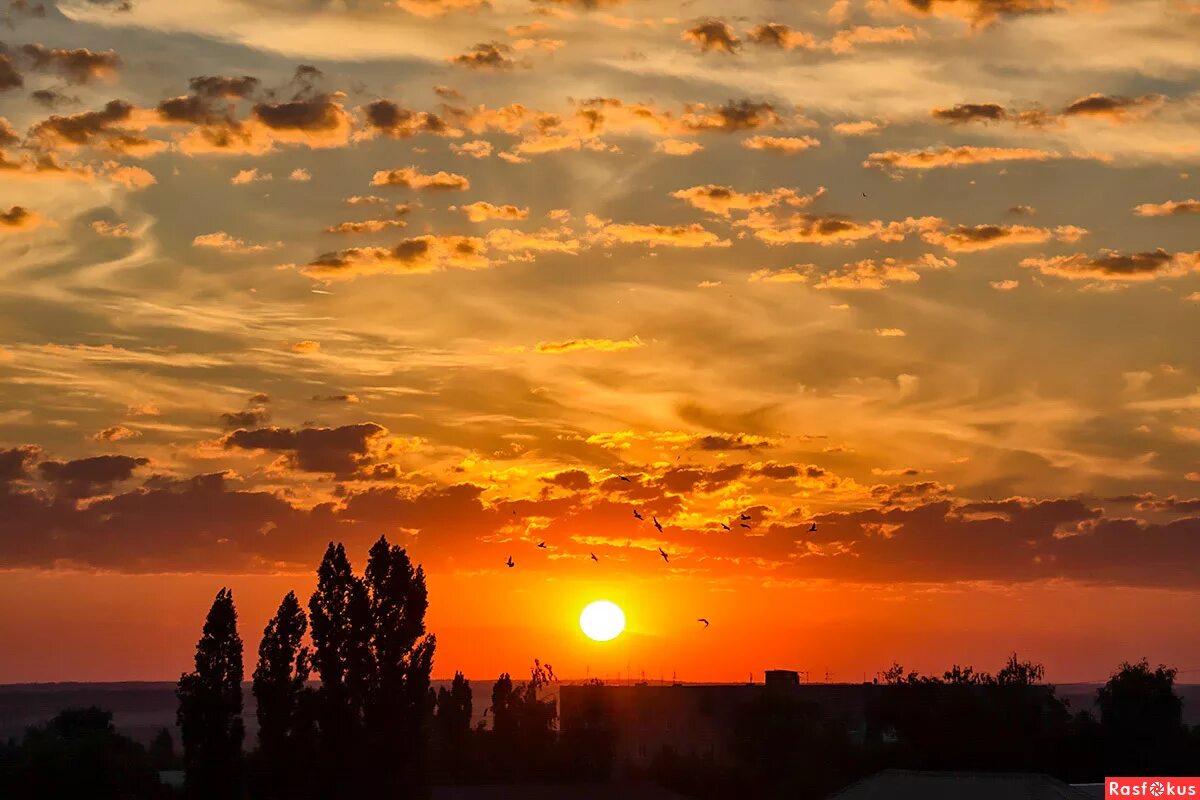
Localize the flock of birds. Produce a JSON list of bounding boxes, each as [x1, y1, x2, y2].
[[504, 473, 820, 631]]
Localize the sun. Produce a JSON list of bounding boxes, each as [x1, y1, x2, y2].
[[579, 600, 625, 642]]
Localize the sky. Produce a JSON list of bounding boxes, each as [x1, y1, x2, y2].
[[1, 0, 1200, 685]]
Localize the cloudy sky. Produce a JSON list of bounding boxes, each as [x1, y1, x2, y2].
[[2, 0, 1200, 684]]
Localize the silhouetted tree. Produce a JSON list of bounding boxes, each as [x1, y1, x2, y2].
[[1099, 659, 1188, 774], [308, 543, 366, 798], [433, 672, 474, 782], [177, 587, 244, 798], [252, 590, 313, 799], [147, 727, 179, 771], [0, 707, 167, 799], [487, 662, 557, 782], [363, 535, 437, 798]]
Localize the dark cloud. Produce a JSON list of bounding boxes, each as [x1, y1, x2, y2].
[[189, 75, 259, 99], [1021, 248, 1199, 282], [29, 99, 159, 155], [29, 88, 77, 108], [252, 93, 346, 132], [0, 205, 36, 228], [747, 22, 808, 48], [692, 434, 773, 451], [220, 409, 269, 429], [38, 455, 148, 497], [682, 18, 742, 53], [18, 44, 121, 85], [541, 469, 592, 491], [1062, 92, 1164, 120], [362, 99, 453, 138], [899, 0, 1063, 25], [931, 102, 1008, 123], [223, 422, 388, 477], [0, 53, 22, 91], [0, 446, 38, 482], [685, 100, 780, 132], [451, 42, 516, 70]]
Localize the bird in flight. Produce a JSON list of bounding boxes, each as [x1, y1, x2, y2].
[[658, 547, 670, 563], [740, 523, 751, 530], [537, 541, 547, 549], [506, 556, 515, 568], [740, 513, 752, 521], [862, 192, 868, 198], [618, 475, 632, 483], [697, 618, 710, 629], [590, 552, 599, 562], [633, 509, 643, 520], [653, 516, 663, 533], [809, 522, 818, 532], [720, 522, 731, 531]]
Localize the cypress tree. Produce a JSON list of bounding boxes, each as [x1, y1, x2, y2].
[[252, 591, 311, 798], [177, 587, 244, 798]]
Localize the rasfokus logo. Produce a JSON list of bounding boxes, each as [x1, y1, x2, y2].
[[1107, 778, 1200, 797]]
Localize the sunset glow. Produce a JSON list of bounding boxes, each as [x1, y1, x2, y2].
[[1, 0, 1199, 688]]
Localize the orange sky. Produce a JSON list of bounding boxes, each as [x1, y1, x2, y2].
[[2, 0, 1200, 684]]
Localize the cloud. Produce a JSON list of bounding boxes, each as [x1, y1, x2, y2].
[[223, 422, 391, 478], [299, 235, 490, 280], [865, 145, 1062, 171], [811, 254, 956, 289], [741, 135, 821, 153], [534, 336, 643, 354], [455, 201, 528, 222], [92, 220, 134, 238], [1062, 93, 1165, 122], [289, 168, 311, 181], [249, 93, 352, 147], [655, 139, 704, 156], [485, 227, 580, 254], [748, 267, 809, 284], [991, 279, 1020, 290], [323, 219, 408, 234], [681, 18, 741, 53], [220, 409, 269, 429], [827, 25, 919, 53], [1133, 199, 1200, 217], [450, 139, 492, 158], [451, 42, 516, 69], [38, 455, 148, 497], [921, 222, 1086, 252], [291, 340, 321, 353], [18, 44, 120, 85], [833, 120, 883, 136], [746, 22, 817, 49], [360, 99, 457, 139], [670, 184, 824, 217], [29, 100, 164, 156], [231, 167, 271, 184], [1021, 249, 1200, 282], [92, 425, 140, 442], [892, 0, 1067, 27], [876, 327, 907, 337], [736, 211, 919, 246], [594, 222, 731, 248], [371, 166, 470, 190], [931, 102, 1009, 123], [0, 205, 42, 232], [0, 54, 22, 92], [192, 231, 279, 254]]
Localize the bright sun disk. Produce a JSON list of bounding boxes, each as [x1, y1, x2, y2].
[[580, 600, 625, 642]]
